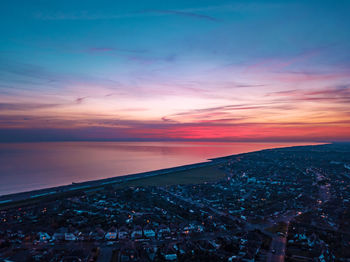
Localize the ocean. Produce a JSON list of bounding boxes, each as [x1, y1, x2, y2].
[[0, 141, 320, 196]]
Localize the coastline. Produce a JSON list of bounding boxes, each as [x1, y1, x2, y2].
[[0, 143, 327, 210], [0, 159, 223, 210]]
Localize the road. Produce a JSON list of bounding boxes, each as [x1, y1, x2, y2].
[[267, 235, 287, 262], [265, 211, 296, 262]]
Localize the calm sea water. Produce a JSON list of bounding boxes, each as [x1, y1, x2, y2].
[[0, 141, 320, 196]]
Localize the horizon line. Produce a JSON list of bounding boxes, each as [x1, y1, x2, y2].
[[0, 139, 345, 143]]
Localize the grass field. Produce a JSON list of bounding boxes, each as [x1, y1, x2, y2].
[[115, 165, 226, 188]]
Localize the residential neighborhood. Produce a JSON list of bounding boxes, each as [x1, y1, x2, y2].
[[1, 143, 350, 261]]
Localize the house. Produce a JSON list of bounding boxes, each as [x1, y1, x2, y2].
[[181, 223, 196, 235], [157, 224, 171, 239], [118, 226, 129, 240], [164, 244, 177, 261], [65, 233, 77, 241], [131, 225, 143, 239], [196, 225, 204, 232], [165, 254, 177, 261], [38, 232, 51, 242], [105, 232, 117, 240], [143, 225, 155, 238]]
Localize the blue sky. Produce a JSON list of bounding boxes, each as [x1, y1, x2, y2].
[[0, 0, 350, 141]]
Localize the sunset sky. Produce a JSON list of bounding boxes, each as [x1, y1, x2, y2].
[[0, 0, 349, 142]]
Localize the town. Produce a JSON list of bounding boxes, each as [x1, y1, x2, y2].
[[1, 143, 350, 261]]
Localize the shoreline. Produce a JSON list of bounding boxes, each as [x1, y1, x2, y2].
[[0, 160, 223, 209], [0, 143, 327, 209]]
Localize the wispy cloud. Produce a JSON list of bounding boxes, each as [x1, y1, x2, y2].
[[140, 9, 219, 22], [0, 103, 62, 111], [75, 97, 88, 104], [86, 47, 148, 54], [244, 46, 335, 75], [35, 6, 220, 22], [267, 85, 350, 103], [127, 54, 177, 65], [273, 71, 350, 83], [162, 103, 289, 123], [0, 59, 122, 90]]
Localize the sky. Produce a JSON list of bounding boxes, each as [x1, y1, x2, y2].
[[0, 0, 349, 142]]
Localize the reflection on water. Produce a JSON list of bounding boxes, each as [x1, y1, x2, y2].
[[0, 141, 320, 195]]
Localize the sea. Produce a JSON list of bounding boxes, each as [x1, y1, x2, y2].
[[0, 141, 320, 196]]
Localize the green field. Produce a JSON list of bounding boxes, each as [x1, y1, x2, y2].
[[115, 165, 226, 188]]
